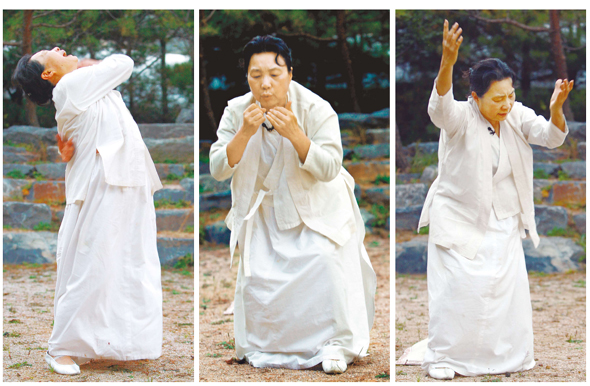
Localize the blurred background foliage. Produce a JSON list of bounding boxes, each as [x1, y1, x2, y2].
[[396, 10, 586, 145], [3, 10, 194, 128], [200, 10, 390, 141]]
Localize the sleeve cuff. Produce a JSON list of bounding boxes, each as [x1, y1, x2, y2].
[[548, 120, 569, 142], [298, 140, 317, 170]]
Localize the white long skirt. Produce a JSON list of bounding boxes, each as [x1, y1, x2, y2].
[[422, 210, 535, 375], [234, 200, 375, 369], [48, 153, 163, 361]]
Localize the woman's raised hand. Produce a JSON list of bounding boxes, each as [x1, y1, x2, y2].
[[242, 103, 266, 137], [550, 79, 574, 113], [441, 19, 463, 68]]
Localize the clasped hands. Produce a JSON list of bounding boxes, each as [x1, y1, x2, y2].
[[242, 101, 302, 142]]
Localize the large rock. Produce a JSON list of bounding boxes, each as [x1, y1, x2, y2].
[[138, 123, 194, 139], [337, 108, 390, 130], [205, 220, 231, 245], [532, 146, 561, 161], [3, 202, 52, 230], [180, 178, 194, 203], [3, 146, 40, 163], [420, 165, 438, 185], [3, 125, 57, 150], [354, 184, 362, 201], [3, 179, 30, 200], [396, 205, 423, 231], [396, 238, 428, 273], [523, 237, 584, 273], [35, 163, 66, 180], [577, 142, 585, 160], [396, 183, 428, 208], [533, 163, 560, 178], [533, 179, 554, 202], [157, 237, 194, 266], [365, 186, 389, 206], [352, 144, 389, 160], [573, 213, 586, 235], [534, 205, 568, 235], [46, 146, 62, 163], [360, 208, 376, 233], [156, 209, 194, 232], [560, 161, 586, 179], [175, 104, 194, 124], [144, 136, 194, 163], [155, 164, 186, 180], [344, 160, 389, 184], [3, 231, 58, 264], [200, 190, 231, 211], [3, 164, 34, 178], [199, 162, 210, 175], [550, 181, 586, 206], [25, 181, 66, 204], [396, 173, 421, 184], [200, 174, 231, 194], [365, 128, 390, 144], [567, 121, 586, 142], [406, 142, 439, 155], [154, 187, 190, 204]]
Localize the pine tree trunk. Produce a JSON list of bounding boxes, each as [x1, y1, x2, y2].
[[395, 123, 408, 172], [23, 10, 39, 127], [549, 10, 574, 120], [160, 38, 169, 122], [336, 10, 361, 113], [199, 10, 217, 133]]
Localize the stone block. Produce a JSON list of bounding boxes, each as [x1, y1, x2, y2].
[[360, 208, 376, 233], [406, 142, 439, 155], [396, 183, 428, 208], [156, 209, 194, 232], [560, 161, 586, 179], [3, 179, 30, 200], [352, 144, 390, 160], [155, 163, 186, 180], [157, 237, 194, 266], [550, 181, 586, 206], [25, 181, 66, 204], [35, 163, 66, 180], [46, 146, 62, 163], [396, 173, 421, 184], [523, 237, 584, 273], [396, 205, 423, 231], [533, 163, 561, 178], [144, 136, 194, 163], [199, 162, 210, 175], [365, 186, 389, 206], [573, 213, 586, 235], [138, 123, 194, 139], [365, 128, 390, 144], [154, 188, 189, 203], [354, 184, 362, 201], [577, 142, 585, 160], [3, 202, 52, 230], [3, 125, 57, 150], [200, 174, 231, 194], [344, 160, 389, 184], [533, 179, 554, 202], [175, 104, 194, 124], [567, 121, 586, 142], [534, 205, 568, 235], [200, 190, 231, 211], [180, 178, 194, 203], [3, 146, 40, 163], [420, 165, 438, 185], [396, 238, 428, 273], [3, 231, 57, 264], [205, 220, 231, 245], [3, 164, 34, 178]]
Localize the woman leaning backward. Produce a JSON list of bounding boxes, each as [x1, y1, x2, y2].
[[209, 35, 376, 374], [399, 20, 574, 380], [12, 48, 163, 375]]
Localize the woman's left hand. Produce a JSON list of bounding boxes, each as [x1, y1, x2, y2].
[[267, 101, 311, 163], [550, 79, 574, 113]]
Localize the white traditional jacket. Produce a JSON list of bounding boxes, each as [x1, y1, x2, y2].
[[210, 81, 357, 262], [418, 80, 568, 259], [53, 54, 162, 204]]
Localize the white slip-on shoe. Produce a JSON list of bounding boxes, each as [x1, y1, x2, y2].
[[45, 352, 80, 375], [428, 367, 455, 380], [322, 359, 347, 374]]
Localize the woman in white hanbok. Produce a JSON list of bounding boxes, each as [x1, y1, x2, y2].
[[209, 36, 376, 374], [13, 48, 164, 375], [397, 21, 574, 380]]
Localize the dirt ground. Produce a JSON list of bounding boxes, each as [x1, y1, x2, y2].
[[395, 271, 586, 382], [3, 264, 194, 382], [198, 234, 390, 382]]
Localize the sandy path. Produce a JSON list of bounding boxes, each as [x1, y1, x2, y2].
[[198, 235, 390, 382], [395, 271, 586, 382], [3, 264, 194, 382]]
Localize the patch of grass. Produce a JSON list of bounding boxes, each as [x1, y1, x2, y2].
[[32, 171, 46, 181], [172, 290, 180, 295], [108, 364, 132, 373], [370, 204, 389, 228], [576, 234, 585, 262], [409, 146, 438, 174], [546, 226, 578, 238], [163, 159, 178, 164], [6, 170, 26, 179], [211, 318, 233, 325], [177, 323, 193, 326], [154, 198, 191, 209], [199, 153, 209, 164], [414, 225, 429, 235], [8, 361, 32, 369], [218, 339, 235, 349], [206, 353, 222, 358], [396, 370, 407, 376], [166, 173, 182, 181], [370, 241, 380, 247], [350, 153, 361, 162], [185, 225, 194, 233], [174, 253, 194, 269], [3, 224, 13, 230], [557, 170, 570, 181], [481, 374, 502, 382], [396, 321, 406, 331], [25, 346, 46, 350], [181, 270, 192, 276], [33, 222, 52, 231], [533, 169, 550, 179], [374, 174, 390, 185], [375, 372, 390, 379], [8, 319, 21, 324], [573, 279, 585, 288], [529, 271, 548, 277], [566, 337, 584, 344], [3, 332, 21, 338]]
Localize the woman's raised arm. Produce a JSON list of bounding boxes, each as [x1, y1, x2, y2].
[[436, 20, 463, 96]]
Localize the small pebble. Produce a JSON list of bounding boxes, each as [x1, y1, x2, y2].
[[505, 372, 510, 377]]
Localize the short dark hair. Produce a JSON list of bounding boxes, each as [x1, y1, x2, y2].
[[466, 58, 516, 97], [243, 35, 292, 73], [12, 54, 55, 106]]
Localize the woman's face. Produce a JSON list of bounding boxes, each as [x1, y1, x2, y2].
[[31, 47, 78, 85], [247, 52, 292, 110], [473, 77, 515, 126]]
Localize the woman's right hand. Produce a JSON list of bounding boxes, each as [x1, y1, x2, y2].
[[56, 134, 75, 162], [441, 19, 463, 68], [241, 103, 266, 137]]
